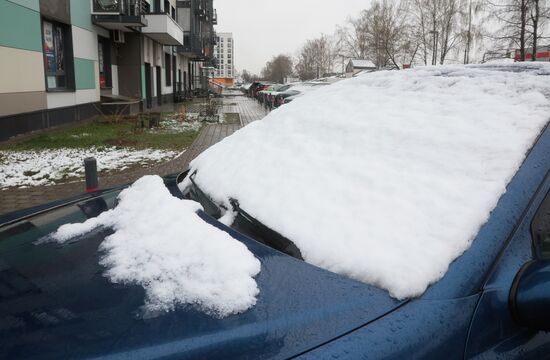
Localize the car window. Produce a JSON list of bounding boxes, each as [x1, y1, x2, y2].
[[532, 188, 550, 259]]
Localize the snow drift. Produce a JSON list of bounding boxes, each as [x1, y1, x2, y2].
[[51, 175, 261, 317], [181, 63, 550, 299]]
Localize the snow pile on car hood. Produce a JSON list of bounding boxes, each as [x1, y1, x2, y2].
[[51, 175, 261, 317], [181, 64, 550, 299]]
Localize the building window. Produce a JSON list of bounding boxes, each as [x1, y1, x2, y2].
[[42, 20, 73, 91], [98, 36, 112, 88], [165, 53, 171, 86]]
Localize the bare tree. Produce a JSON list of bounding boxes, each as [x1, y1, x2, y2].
[[295, 35, 338, 80], [241, 69, 259, 83], [487, 0, 531, 61], [354, 0, 420, 69], [261, 55, 294, 83], [531, 0, 540, 58], [408, 0, 465, 65], [336, 12, 370, 59], [438, 0, 463, 63], [462, 0, 487, 63], [528, 0, 550, 60], [409, 0, 431, 64]]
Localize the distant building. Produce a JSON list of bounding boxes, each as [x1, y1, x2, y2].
[[213, 32, 234, 85], [346, 59, 377, 77], [514, 46, 550, 61]]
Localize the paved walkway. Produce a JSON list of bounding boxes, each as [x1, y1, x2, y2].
[[0, 94, 266, 215]]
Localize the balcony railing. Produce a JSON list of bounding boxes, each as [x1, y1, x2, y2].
[[178, 32, 204, 57], [212, 9, 217, 24], [194, 0, 206, 17], [92, 0, 148, 29], [92, 0, 149, 16]]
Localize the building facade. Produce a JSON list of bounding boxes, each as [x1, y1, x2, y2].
[[514, 46, 550, 61], [0, 0, 217, 141], [213, 32, 234, 80]]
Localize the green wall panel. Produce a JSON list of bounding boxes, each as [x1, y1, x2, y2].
[[7, 0, 39, 12], [70, 0, 93, 31], [75, 58, 96, 90], [0, 0, 41, 52]]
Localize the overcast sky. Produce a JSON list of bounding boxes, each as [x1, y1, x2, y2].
[[214, 0, 372, 74]]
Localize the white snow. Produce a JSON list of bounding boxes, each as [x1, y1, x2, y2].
[[149, 117, 202, 133], [0, 147, 177, 188], [181, 63, 550, 299], [349, 59, 377, 68], [51, 175, 261, 317]]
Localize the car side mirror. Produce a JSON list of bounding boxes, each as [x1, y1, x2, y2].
[[509, 260, 550, 332]]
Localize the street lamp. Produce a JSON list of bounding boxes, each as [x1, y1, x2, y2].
[[429, 30, 439, 65]]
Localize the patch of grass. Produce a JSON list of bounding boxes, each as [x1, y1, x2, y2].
[[1, 117, 202, 151]]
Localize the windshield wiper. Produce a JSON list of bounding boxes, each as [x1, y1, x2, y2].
[[186, 172, 303, 260], [188, 172, 222, 218], [230, 199, 303, 260]]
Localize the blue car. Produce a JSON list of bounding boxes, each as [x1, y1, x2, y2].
[[1, 65, 550, 359]]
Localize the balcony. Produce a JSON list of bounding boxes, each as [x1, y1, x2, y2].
[[194, 0, 206, 17], [91, 0, 148, 30], [142, 13, 184, 45], [177, 32, 204, 59]]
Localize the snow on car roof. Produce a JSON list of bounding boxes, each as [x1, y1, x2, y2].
[[50, 176, 261, 317], [182, 63, 550, 299], [349, 59, 377, 68]]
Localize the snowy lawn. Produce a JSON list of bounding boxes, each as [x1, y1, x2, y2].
[[49, 176, 261, 317], [0, 147, 178, 188], [0, 114, 203, 188], [180, 63, 550, 300]]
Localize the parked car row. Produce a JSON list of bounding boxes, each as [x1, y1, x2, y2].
[[243, 81, 330, 110]]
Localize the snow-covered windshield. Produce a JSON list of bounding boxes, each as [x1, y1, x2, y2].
[[180, 64, 550, 299]]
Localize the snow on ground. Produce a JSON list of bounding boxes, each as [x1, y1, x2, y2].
[[0, 147, 177, 188], [50, 175, 261, 317], [181, 63, 550, 299], [150, 117, 202, 133]]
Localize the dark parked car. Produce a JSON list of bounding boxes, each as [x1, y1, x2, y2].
[[273, 83, 328, 107], [1, 64, 550, 359]]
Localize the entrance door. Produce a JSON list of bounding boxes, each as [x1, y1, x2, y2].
[[144, 63, 152, 109], [155, 66, 162, 106]]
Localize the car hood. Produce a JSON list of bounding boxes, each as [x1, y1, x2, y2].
[[0, 183, 403, 360]]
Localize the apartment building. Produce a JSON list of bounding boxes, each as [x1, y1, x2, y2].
[[213, 32, 234, 83], [0, 0, 217, 141]]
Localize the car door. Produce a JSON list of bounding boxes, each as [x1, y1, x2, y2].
[[465, 176, 550, 359]]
